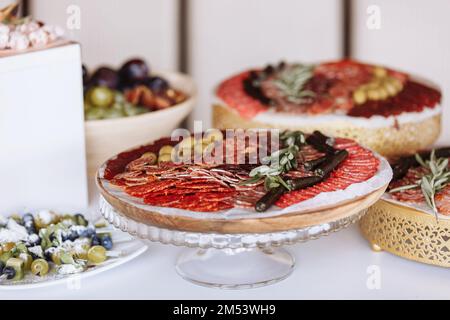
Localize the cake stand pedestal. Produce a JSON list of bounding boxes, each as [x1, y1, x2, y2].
[[99, 196, 367, 289]]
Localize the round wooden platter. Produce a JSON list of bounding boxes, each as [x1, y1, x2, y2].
[[97, 173, 388, 234]]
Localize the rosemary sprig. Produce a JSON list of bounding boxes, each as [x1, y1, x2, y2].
[[272, 64, 315, 104], [240, 131, 305, 191], [389, 150, 450, 218]]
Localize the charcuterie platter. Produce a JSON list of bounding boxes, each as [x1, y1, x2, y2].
[[96, 129, 391, 288], [360, 147, 450, 267], [97, 130, 391, 233], [214, 60, 442, 157]]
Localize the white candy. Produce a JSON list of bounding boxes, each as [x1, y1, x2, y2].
[[42, 25, 64, 41], [29, 28, 49, 47], [0, 24, 10, 34], [0, 32, 9, 49], [17, 21, 40, 34], [8, 31, 30, 50], [0, 21, 65, 51]]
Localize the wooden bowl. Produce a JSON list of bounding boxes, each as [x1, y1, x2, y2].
[[85, 72, 197, 177]]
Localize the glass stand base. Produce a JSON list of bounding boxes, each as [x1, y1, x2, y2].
[[175, 247, 295, 289]]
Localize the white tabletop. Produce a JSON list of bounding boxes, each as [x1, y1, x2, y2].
[[3, 183, 450, 300]]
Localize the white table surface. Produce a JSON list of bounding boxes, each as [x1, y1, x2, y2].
[[3, 182, 450, 300]]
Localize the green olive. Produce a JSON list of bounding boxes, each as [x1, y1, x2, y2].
[[367, 89, 380, 100], [31, 259, 49, 276], [353, 89, 367, 104], [378, 87, 389, 100], [141, 152, 158, 164], [391, 77, 403, 91], [373, 66, 387, 78], [87, 245, 107, 264], [6, 258, 24, 280], [178, 137, 195, 150], [84, 100, 92, 112], [87, 86, 115, 108], [20, 254, 33, 271], [159, 145, 174, 156], [73, 244, 90, 260], [103, 108, 125, 119], [0, 251, 12, 264], [51, 252, 62, 265], [114, 92, 125, 103], [158, 153, 173, 164], [85, 107, 106, 120], [384, 81, 398, 96], [203, 130, 223, 144], [123, 104, 139, 117], [111, 102, 125, 111]]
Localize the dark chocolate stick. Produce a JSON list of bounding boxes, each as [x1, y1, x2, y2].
[[306, 131, 336, 154], [287, 175, 323, 191], [255, 131, 350, 212], [255, 176, 322, 213], [392, 147, 450, 180], [255, 150, 349, 212], [314, 149, 349, 177], [255, 186, 287, 212], [303, 156, 328, 171]]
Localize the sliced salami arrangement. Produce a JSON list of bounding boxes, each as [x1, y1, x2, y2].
[[214, 60, 442, 157], [360, 148, 450, 268], [387, 147, 450, 216], [99, 130, 389, 218]]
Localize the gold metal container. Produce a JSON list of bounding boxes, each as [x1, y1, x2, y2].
[[360, 199, 450, 267]]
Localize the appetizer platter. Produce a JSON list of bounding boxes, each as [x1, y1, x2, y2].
[[97, 129, 391, 288], [213, 60, 442, 157], [84, 58, 196, 177], [360, 147, 450, 267], [0, 210, 147, 289]]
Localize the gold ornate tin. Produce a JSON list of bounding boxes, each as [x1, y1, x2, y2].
[[360, 199, 450, 267]]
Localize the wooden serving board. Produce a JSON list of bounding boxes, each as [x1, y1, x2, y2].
[[97, 173, 388, 234]]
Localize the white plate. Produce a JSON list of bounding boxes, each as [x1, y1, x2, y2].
[[0, 228, 147, 290]]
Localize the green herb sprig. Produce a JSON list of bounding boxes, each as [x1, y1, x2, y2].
[[240, 131, 305, 191], [272, 64, 315, 104], [389, 150, 450, 218]]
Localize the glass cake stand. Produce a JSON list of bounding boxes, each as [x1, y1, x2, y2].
[[99, 196, 367, 289]]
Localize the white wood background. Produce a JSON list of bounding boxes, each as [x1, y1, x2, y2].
[[30, 0, 179, 70], [26, 0, 449, 143], [187, 0, 343, 128], [352, 0, 450, 145]]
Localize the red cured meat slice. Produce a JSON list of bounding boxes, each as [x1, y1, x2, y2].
[[389, 165, 450, 215], [276, 140, 380, 208], [436, 186, 450, 215], [216, 71, 268, 119], [125, 180, 179, 197]]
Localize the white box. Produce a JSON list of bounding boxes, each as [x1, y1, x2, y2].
[[0, 43, 88, 212]]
